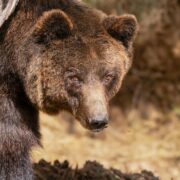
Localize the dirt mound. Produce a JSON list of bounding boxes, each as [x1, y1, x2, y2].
[[34, 160, 159, 180]]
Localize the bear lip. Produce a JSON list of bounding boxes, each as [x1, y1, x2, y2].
[[89, 124, 108, 133]]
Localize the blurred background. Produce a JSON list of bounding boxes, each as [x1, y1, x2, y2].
[[32, 0, 180, 179]]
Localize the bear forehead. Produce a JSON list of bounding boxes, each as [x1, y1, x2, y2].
[[45, 35, 127, 70]]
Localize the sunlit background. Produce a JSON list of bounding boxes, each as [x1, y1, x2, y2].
[[33, 0, 180, 179]]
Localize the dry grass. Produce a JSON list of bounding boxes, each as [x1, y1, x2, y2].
[[32, 107, 180, 180]]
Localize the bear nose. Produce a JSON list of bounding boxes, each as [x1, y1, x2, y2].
[[90, 118, 108, 130]]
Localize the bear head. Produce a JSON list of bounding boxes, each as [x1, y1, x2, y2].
[[24, 8, 138, 132]]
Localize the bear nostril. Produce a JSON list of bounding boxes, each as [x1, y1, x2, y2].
[[90, 118, 108, 130]]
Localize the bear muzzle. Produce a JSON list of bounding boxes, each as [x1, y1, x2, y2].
[[79, 84, 109, 132]]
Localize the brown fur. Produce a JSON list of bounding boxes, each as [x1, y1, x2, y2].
[[0, 0, 138, 179], [33, 9, 74, 43]]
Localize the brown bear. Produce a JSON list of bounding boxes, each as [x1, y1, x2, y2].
[[0, 0, 138, 179]]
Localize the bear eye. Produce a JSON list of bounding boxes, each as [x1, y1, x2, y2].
[[68, 76, 81, 84], [66, 75, 82, 96], [103, 73, 115, 85]]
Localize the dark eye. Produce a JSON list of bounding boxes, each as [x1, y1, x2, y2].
[[103, 73, 115, 85], [66, 75, 82, 96], [68, 76, 81, 85]]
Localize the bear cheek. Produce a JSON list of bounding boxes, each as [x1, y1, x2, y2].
[[35, 72, 66, 114]]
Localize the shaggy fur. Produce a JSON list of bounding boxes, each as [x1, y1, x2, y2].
[[0, 0, 138, 179]]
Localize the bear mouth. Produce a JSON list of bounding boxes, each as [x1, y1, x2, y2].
[[86, 124, 108, 132], [91, 126, 108, 133]]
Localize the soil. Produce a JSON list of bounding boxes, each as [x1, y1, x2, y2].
[[33, 111, 180, 180], [34, 160, 159, 180]]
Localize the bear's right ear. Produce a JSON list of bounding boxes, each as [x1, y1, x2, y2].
[[103, 14, 138, 49], [32, 9, 73, 44]]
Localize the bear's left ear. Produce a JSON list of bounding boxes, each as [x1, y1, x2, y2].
[[32, 9, 73, 44], [103, 14, 138, 48]]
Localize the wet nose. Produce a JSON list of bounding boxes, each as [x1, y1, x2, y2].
[[90, 118, 108, 130]]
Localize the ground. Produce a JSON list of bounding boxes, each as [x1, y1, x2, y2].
[[32, 106, 180, 180], [33, 160, 158, 180]]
